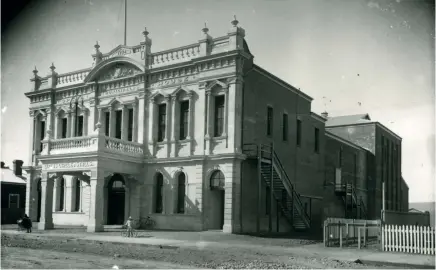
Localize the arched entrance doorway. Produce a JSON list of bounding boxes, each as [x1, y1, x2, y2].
[[209, 170, 225, 230], [107, 174, 125, 225], [37, 179, 42, 222]]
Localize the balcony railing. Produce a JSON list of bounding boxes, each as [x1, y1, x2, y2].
[[40, 129, 143, 158]]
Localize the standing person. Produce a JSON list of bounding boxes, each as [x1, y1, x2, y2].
[[125, 216, 133, 237], [21, 214, 32, 233]]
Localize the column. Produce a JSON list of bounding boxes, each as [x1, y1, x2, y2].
[[88, 102, 97, 134], [87, 168, 105, 232], [28, 111, 36, 165], [53, 178, 59, 212], [187, 93, 194, 140], [38, 172, 55, 230], [132, 102, 138, 142], [25, 169, 35, 220], [148, 99, 156, 156], [70, 109, 76, 137], [65, 176, 74, 212], [66, 112, 72, 137], [222, 87, 229, 137], [170, 95, 177, 157], [109, 107, 115, 137], [45, 108, 53, 139], [54, 114, 60, 139], [121, 105, 128, 140], [204, 90, 213, 155], [222, 161, 242, 233], [194, 83, 206, 156], [164, 95, 171, 142], [137, 96, 145, 144], [34, 116, 41, 156], [83, 110, 89, 136]]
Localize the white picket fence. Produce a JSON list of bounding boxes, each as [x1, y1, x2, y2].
[[382, 224, 436, 255]]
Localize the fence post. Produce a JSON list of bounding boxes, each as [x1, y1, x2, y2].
[[405, 225, 409, 253], [424, 226, 427, 255], [381, 224, 385, 251], [339, 223, 343, 248], [358, 227, 361, 249]]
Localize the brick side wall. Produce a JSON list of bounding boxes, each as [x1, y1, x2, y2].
[[241, 68, 325, 231]]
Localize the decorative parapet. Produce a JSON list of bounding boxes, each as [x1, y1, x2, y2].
[[150, 43, 201, 68], [57, 69, 91, 86], [39, 132, 144, 158]]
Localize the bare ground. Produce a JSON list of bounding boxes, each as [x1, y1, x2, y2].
[[1, 233, 407, 269]]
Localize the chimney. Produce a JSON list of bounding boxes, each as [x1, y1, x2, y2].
[[13, 160, 24, 176], [1, 162, 4, 168], [321, 111, 329, 118]]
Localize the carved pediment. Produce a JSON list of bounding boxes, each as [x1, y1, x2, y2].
[[97, 63, 141, 82]]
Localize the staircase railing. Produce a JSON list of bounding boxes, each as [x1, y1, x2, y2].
[[243, 143, 311, 228]]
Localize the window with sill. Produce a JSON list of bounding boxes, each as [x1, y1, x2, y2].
[[39, 120, 45, 151], [61, 118, 67, 138], [296, 119, 302, 146], [267, 107, 273, 136], [179, 100, 189, 140], [128, 108, 133, 141], [155, 173, 164, 213], [157, 104, 167, 142], [282, 113, 288, 141], [115, 110, 122, 139], [214, 95, 225, 137], [9, 194, 19, 209], [314, 127, 319, 153], [177, 173, 186, 214], [105, 112, 110, 136]]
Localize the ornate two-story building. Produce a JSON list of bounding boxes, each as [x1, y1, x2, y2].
[[23, 18, 407, 235]]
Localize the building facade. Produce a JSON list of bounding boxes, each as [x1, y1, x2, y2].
[[1, 161, 27, 224], [23, 20, 407, 234]]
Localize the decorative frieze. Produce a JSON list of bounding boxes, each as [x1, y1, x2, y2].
[[97, 63, 142, 81], [42, 161, 97, 170], [149, 75, 197, 89], [99, 84, 141, 97]]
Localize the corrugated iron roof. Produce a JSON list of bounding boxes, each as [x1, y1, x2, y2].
[[325, 114, 372, 127], [1, 168, 27, 185]]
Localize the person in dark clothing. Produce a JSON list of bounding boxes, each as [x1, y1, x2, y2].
[[21, 214, 32, 233]]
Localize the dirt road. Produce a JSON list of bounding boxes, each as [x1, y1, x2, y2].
[[1, 233, 406, 269]]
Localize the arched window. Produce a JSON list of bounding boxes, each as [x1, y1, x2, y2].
[[74, 178, 81, 212], [59, 177, 65, 211], [155, 173, 163, 213], [210, 170, 225, 190], [177, 173, 186, 214]]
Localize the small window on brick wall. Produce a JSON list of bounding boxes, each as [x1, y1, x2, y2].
[[267, 107, 273, 136]]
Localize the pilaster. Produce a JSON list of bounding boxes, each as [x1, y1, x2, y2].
[[121, 105, 128, 140], [227, 78, 243, 153], [194, 82, 206, 156], [87, 168, 105, 232], [148, 99, 156, 157], [222, 161, 242, 233], [65, 176, 74, 212], [38, 172, 56, 230], [165, 95, 172, 158], [170, 95, 177, 157], [205, 89, 213, 155]]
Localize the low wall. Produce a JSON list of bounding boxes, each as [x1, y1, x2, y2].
[[53, 212, 88, 226], [384, 210, 430, 226]]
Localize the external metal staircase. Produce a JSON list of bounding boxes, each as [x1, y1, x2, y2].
[[243, 143, 311, 231], [335, 182, 367, 219]]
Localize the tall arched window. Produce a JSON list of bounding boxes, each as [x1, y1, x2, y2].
[[155, 173, 163, 213], [59, 177, 65, 211], [177, 173, 186, 214], [210, 170, 225, 190], [74, 178, 81, 212]]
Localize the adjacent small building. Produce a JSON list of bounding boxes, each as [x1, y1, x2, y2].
[[1, 160, 27, 224]]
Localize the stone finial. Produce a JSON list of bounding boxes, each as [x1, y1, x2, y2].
[[202, 22, 209, 34], [32, 66, 38, 77], [50, 62, 56, 72], [142, 27, 149, 38], [321, 111, 329, 118], [94, 41, 100, 51], [231, 15, 239, 27]]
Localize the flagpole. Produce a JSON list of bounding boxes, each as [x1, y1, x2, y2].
[[124, 0, 127, 46]]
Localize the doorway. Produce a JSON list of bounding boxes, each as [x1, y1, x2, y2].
[[107, 174, 125, 225], [209, 189, 225, 230]]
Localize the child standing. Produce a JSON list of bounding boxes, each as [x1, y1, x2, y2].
[[125, 216, 133, 237]]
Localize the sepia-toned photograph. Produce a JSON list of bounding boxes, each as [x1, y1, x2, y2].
[[1, 0, 435, 268]]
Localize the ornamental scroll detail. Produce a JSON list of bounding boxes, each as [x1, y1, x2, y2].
[[98, 64, 142, 82]]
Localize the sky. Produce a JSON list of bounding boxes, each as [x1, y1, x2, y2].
[[1, 0, 434, 203]]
